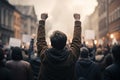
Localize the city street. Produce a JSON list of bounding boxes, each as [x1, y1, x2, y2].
[[0, 0, 120, 80]]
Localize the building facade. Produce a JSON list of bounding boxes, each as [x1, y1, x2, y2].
[[98, 0, 120, 43], [108, 0, 120, 42], [15, 5, 37, 37], [0, 0, 14, 44], [13, 9, 22, 39], [98, 0, 109, 39]]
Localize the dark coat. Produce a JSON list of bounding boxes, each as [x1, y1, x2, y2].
[[0, 62, 12, 80], [75, 59, 101, 80], [37, 20, 81, 80], [103, 63, 120, 80], [6, 60, 33, 80]]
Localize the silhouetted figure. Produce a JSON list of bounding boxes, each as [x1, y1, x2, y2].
[[103, 44, 120, 80], [75, 47, 101, 80], [6, 47, 33, 80], [37, 13, 81, 80], [0, 48, 12, 80]]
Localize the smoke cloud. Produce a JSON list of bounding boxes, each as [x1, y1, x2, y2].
[[9, 0, 98, 42]]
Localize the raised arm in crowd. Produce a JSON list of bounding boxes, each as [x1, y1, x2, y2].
[[37, 13, 81, 80]]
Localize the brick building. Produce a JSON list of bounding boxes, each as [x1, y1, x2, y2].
[[108, 0, 120, 42]]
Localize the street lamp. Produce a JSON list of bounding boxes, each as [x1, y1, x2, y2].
[[110, 34, 114, 45], [110, 34, 114, 39], [94, 40, 97, 45]]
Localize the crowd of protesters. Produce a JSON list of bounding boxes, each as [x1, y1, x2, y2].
[[0, 13, 120, 80]]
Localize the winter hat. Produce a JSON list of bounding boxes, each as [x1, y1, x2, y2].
[[80, 47, 89, 58]]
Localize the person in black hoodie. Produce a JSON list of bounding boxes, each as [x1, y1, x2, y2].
[[103, 44, 120, 80], [37, 13, 81, 80], [75, 47, 101, 80]]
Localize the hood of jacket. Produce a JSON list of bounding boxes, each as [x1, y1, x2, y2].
[[45, 47, 70, 64], [77, 58, 93, 68]]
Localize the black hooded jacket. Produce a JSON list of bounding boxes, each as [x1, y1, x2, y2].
[[39, 47, 76, 80], [103, 63, 120, 80], [75, 59, 101, 80]]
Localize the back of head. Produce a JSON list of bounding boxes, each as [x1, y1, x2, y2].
[[96, 48, 102, 55], [80, 47, 89, 58], [111, 44, 120, 63], [50, 30, 67, 50], [12, 47, 23, 60], [0, 48, 4, 61]]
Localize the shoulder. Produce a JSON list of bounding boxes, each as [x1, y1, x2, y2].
[[105, 63, 119, 72], [20, 60, 30, 65], [104, 63, 119, 77], [106, 64, 116, 69], [6, 60, 14, 65], [6, 60, 13, 63]]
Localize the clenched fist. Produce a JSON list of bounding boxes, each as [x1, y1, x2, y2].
[[74, 13, 80, 21], [41, 13, 48, 21]]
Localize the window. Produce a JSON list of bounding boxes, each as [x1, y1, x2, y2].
[[1, 8, 4, 25], [119, 7, 120, 18], [6, 10, 8, 26], [3, 9, 5, 25], [116, 8, 119, 19]]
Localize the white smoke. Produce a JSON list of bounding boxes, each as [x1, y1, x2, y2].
[[9, 0, 98, 42]]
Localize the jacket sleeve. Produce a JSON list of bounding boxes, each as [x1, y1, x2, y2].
[[103, 69, 113, 80], [70, 21, 81, 59], [36, 20, 48, 57]]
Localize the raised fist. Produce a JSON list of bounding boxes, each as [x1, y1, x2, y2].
[[73, 13, 80, 21], [41, 13, 48, 20]]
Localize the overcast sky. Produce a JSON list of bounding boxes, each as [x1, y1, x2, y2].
[[9, 0, 98, 42]]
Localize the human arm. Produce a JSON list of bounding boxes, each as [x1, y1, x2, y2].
[[36, 13, 48, 57], [70, 13, 81, 59]]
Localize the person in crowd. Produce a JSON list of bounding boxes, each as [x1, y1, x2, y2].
[[102, 53, 113, 71], [103, 44, 120, 80], [102, 48, 113, 70], [75, 47, 101, 80], [95, 48, 104, 63], [6, 47, 33, 80], [0, 48, 12, 80], [37, 13, 81, 80]]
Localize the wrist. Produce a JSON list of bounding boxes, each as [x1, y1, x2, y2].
[[75, 19, 80, 21], [39, 20, 45, 25], [75, 21, 81, 27]]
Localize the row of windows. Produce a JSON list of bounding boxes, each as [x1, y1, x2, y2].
[[109, 6, 120, 23], [0, 7, 13, 30], [99, 0, 107, 15], [99, 18, 107, 31]]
